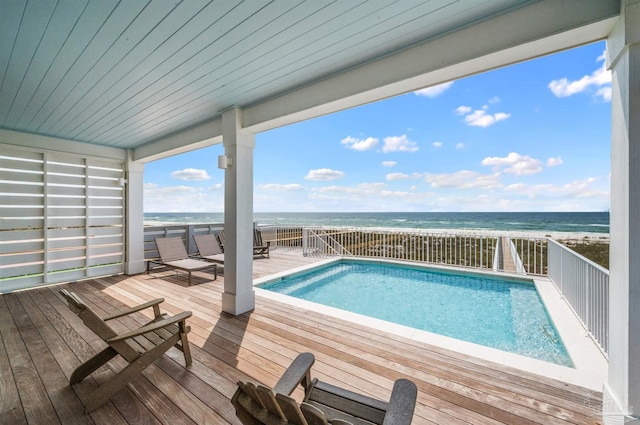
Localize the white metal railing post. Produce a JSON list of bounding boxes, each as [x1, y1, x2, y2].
[[302, 227, 309, 256], [493, 236, 501, 271]]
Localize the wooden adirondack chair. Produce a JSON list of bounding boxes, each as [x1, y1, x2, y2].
[[231, 352, 417, 425], [60, 289, 193, 413]]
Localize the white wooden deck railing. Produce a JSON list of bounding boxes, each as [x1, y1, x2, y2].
[[547, 238, 609, 355], [143, 222, 224, 259]]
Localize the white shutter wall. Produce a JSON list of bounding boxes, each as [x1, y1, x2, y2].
[[0, 145, 125, 293]]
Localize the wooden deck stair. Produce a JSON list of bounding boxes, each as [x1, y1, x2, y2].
[[498, 237, 518, 273]]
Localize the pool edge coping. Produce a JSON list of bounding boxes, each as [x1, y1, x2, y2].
[[253, 257, 608, 392]]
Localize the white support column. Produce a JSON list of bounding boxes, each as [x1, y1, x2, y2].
[[605, 2, 640, 423], [124, 156, 145, 275], [221, 108, 256, 315]]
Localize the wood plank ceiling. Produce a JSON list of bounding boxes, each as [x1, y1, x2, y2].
[[0, 0, 530, 149]]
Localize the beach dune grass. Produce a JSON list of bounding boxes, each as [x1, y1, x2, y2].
[[262, 227, 610, 271], [558, 239, 609, 269]]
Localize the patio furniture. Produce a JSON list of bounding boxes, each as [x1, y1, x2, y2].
[[59, 289, 192, 413], [216, 228, 271, 258], [231, 352, 417, 425], [193, 233, 225, 263], [155, 236, 217, 285]]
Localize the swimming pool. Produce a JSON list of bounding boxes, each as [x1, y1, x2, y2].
[[258, 259, 572, 367]]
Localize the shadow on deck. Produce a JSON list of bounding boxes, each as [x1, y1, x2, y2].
[[0, 249, 603, 425]]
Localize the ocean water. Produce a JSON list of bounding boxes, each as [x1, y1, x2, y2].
[[144, 211, 609, 234]]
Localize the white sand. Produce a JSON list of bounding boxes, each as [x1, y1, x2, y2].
[[143, 222, 609, 242]]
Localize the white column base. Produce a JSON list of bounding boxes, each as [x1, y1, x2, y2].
[[124, 259, 145, 275], [603, 384, 639, 425], [222, 290, 255, 315]]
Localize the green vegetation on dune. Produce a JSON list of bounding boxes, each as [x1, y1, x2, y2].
[[558, 240, 609, 269]]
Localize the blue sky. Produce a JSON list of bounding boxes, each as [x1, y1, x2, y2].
[[144, 41, 611, 213]]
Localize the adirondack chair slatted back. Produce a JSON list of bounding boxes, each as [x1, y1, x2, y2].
[[254, 229, 264, 247], [235, 381, 314, 425], [215, 231, 225, 249], [60, 289, 141, 362]]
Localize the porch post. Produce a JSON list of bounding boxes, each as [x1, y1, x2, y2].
[[221, 108, 256, 315], [605, 2, 640, 423], [124, 156, 145, 274]]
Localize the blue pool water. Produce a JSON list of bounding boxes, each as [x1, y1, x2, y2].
[[259, 261, 572, 367]]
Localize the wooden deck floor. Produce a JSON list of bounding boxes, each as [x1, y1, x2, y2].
[[1, 250, 603, 425]]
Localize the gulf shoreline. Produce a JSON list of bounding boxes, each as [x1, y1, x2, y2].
[[143, 221, 610, 243]]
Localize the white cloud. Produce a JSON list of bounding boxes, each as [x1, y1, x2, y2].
[[171, 168, 211, 181], [414, 81, 454, 98], [258, 183, 304, 191], [547, 156, 563, 167], [432, 141, 443, 148], [310, 183, 428, 206], [144, 183, 222, 213], [382, 135, 419, 153], [481, 152, 543, 175], [424, 170, 502, 189], [503, 177, 607, 199], [464, 110, 511, 127], [386, 173, 410, 181], [341, 136, 379, 151], [596, 86, 612, 101], [305, 168, 345, 181], [382, 161, 397, 167], [456, 101, 510, 127], [548, 51, 611, 101], [456, 143, 465, 150]]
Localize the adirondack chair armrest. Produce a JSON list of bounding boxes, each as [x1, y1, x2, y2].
[[382, 379, 417, 425], [107, 311, 192, 343], [102, 298, 165, 321], [272, 352, 315, 395]]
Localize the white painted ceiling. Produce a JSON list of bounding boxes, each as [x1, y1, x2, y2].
[[0, 0, 620, 155], [0, 0, 534, 148]]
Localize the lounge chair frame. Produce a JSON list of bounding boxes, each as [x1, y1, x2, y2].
[[59, 289, 192, 413], [232, 352, 417, 425], [155, 236, 217, 285]]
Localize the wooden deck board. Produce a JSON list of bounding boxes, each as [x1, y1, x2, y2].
[[0, 250, 603, 425]]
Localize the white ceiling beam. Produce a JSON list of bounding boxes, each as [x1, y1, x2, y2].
[[243, 0, 619, 133], [133, 118, 222, 163]]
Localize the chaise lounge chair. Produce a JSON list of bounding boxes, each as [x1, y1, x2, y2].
[[216, 228, 271, 258], [59, 289, 192, 413], [155, 236, 217, 285], [231, 352, 417, 425], [193, 233, 225, 264]]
